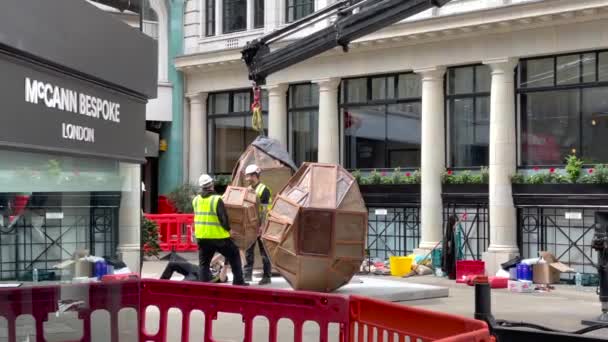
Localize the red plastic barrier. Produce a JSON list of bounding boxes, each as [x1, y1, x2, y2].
[[145, 214, 196, 252], [0, 280, 493, 342], [456, 260, 486, 284], [349, 295, 492, 342], [0, 281, 140, 342], [157, 195, 177, 214]]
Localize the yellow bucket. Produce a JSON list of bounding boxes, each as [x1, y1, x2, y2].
[[390, 256, 413, 277]]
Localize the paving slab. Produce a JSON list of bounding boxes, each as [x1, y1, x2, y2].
[[141, 260, 449, 302]]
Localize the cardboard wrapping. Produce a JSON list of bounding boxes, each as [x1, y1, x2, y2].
[[532, 251, 575, 284], [260, 163, 368, 292]]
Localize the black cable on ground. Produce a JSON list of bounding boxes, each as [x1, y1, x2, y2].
[[496, 320, 608, 335]]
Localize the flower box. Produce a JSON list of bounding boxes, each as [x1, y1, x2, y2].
[[442, 184, 489, 205], [358, 184, 420, 205], [512, 184, 608, 206]]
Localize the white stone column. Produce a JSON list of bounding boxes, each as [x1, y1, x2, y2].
[[188, 93, 208, 183], [415, 67, 446, 252], [266, 84, 289, 147], [313, 78, 341, 164], [483, 57, 520, 275], [117, 163, 142, 273]]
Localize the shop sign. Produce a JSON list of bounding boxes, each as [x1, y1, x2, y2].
[[375, 209, 388, 216], [565, 212, 582, 220], [0, 52, 146, 163]]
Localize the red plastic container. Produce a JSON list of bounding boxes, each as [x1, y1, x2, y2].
[[456, 260, 485, 283], [488, 277, 508, 289]]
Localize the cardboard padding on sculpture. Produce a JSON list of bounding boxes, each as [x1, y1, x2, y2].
[[276, 247, 298, 275], [327, 270, 349, 291], [332, 258, 359, 276], [334, 212, 367, 242], [297, 168, 312, 190], [338, 184, 366, 212], [285, 187, 308, 205], [280, 225, 296, 253], [310, 165, 337, 208], [262, 239, 279, 260], [272, 196, 299, 223], [335, 243, 365, 259], [298, 256, 330, 291], [264, 218, 288, 241], [224, 187, 246, 204]]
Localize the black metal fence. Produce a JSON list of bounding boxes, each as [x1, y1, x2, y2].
[[518, 207, 600, 276], [366, 206, 420, 261], [0, 194, 119, 281], [443, 204, 490, 260]]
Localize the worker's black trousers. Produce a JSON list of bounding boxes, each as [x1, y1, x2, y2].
[[244, 237, 271, 278], [160, 261, 198, 281], [197, 238, 245, 285]]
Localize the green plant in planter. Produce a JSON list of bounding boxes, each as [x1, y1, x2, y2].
[[391, 168, 402, 185], [480, 166, 489, 184], [402, 170, 420, 184], [141, 216, 161, 258], [167, 183, 198, 213], [443, 168, 488, 185], [565, 154, 584, 183], [580, 165, 608, 184], [352, 170, 362, 184], [215, 175, 232, 187], [369, 169, 383, 185]]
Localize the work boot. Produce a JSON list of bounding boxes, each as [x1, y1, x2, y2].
[[258, 277, 271, 285], [244, 274, 252, 282]]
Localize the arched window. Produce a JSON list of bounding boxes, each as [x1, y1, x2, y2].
[[142, 2, 159, 40]]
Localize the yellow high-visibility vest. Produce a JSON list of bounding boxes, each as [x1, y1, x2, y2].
[[192, 194, 230, 239], [255, 183, 272, 220]]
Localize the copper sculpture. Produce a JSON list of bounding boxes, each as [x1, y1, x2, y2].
[[226, 136, 298, 251], [260, 163, 368, 292]]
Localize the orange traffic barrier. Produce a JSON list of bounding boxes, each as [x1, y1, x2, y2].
[[0, 279, 492, 342]]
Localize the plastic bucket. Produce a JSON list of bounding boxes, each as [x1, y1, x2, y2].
[[390, 256, 413, 276]]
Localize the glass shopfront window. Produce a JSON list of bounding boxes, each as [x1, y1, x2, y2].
[[288, 84, 319, 166], [208, 89, 269, 174], [342, 73, 422, 169], [0, 149, 139, 281], [447, 65, 491, 167], [519, 51, 608, 165]]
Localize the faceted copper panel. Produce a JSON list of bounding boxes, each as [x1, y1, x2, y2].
[[261, 163, 367, 292], [222, 186, 259, 250]]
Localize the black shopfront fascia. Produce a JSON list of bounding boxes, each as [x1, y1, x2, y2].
[[0, 0, 157, 163]]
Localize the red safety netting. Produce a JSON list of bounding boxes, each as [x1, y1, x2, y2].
[[0, 279, 493, 342], [145, 214, 196, 252]]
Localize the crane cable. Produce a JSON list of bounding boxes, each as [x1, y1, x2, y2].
[[251, 85, 264, 135]]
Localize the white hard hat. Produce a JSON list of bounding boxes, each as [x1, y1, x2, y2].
[[245, 164, 260, 175], [198, 174, 214, 188]]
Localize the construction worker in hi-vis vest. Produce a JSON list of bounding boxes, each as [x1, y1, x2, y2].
[[192, 174, 248, 286], [243, 164, 273, 285]]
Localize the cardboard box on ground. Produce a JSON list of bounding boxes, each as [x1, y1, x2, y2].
[[533, 251, 575, 284], [53, 249, 129, 280], [54, 249, 92, 280]]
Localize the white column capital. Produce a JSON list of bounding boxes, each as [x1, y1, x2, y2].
[[186, 92, 208, 104], [264, 83, 289, 96], [414, 66, 446, 80], [312, 77, 341, 91], [483, 57, 519, 74]]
